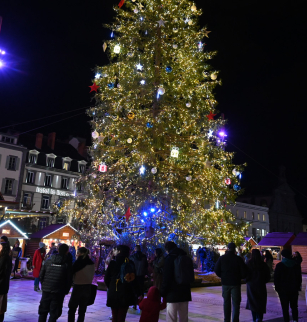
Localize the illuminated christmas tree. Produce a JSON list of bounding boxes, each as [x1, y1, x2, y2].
[[71, 0, 248, 247]]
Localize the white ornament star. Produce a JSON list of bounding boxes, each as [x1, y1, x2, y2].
[[184, 18, 190, 24], [157, 19, 166, 27], [136, 63, 143, 70], [95, 73, 101, 79], [140, 80, 146, 85], [208, 130, 213, 138]]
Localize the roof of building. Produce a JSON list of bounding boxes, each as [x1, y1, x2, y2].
[[258, 232, 296, 247], [29, 224, 79, 239], [291, 232, 307, 246], [0, 220, 28, 239]]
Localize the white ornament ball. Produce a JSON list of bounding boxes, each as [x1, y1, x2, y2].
[[191, 5, 197, 11], [186, 176, 192, 181], [211, 73, 218, 80], [92, 131, 99, 139], [127, 138, 132, 144], [151, 167, 157, 174], [134, 8, 139, 13], [158, 87, 165, 95], [173, 44, 178, 49], [232, 168, 240, 176], [188, 20, 193, 25], [186, 102, 191, 107]]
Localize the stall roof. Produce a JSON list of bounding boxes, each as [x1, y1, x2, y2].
[[29, 224, 78, 239], [291, 232, 307, 246], [0, 220, 28, 239], [258, 232, 296, 247]]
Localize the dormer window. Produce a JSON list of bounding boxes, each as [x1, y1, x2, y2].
[[28, 150, 40, 164], [46, 153, 56, 168], [78, 160, 87, 173], [62, 157, 72, 171]]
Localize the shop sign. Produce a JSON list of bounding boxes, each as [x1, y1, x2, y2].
[[36, 187, 71, 197]]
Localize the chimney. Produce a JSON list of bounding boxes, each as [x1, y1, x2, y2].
[[47, 132, 56, 150], [78, 142, 86, 157], [35, 133, 43, 149]]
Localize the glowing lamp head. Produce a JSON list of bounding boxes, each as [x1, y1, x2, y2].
[[143, 212, 148, 216], [219, 131, 227, 138], [1, 51, 5, 55], [150, 208, 155, 213], [113, 45, 121, 54]]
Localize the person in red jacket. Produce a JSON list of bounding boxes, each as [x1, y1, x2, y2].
[[33, 242, 46, 291], [139, 286, 166, 322]]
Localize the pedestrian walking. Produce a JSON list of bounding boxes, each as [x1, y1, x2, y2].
[[152, 248, 164, 290], [12, 240, 22, 274], [33, 242, 46, 291], [105, 245, 138, 322], [139, 286, 166, 322], [264, 251, 274, 276], [0, 241, 12, 322], [214, 242, 248, 322], [38, 243, 72, 322], [245, 249, 271, 322], [160, 241, 194, 322], [274, 249, 301, 322], [130, 245, 148, 308], [68, 247, 95, 322]]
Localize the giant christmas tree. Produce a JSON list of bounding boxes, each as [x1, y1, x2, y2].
[[69, 0, 248, 247]]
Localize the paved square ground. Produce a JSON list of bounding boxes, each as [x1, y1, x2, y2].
[[5, 276, 307, 322]]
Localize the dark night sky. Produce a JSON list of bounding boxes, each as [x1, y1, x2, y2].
[[0, 0, 307, 213]]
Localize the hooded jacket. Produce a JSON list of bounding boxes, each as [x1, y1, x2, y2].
[[40, 254, 72, 294], [160, 247, 192, 303], [129, 251, 148, 276], [274, 257, 302, 294], [139, 286, 166, 322]]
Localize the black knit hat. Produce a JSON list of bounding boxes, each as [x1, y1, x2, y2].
[[228, 242, 236, 250], [281, 249, 292, 259]]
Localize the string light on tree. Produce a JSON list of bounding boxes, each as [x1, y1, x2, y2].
[[171, 147, 179, 158]]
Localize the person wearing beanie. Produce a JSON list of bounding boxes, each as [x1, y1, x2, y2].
[[33, 242, 46, 291], [214, 242, 248, 322], [274, 249, 302, 322]]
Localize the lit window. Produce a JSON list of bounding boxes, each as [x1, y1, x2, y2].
[[4, 179, 14, 194], [63, 162, 70, 171], [29, 154, 37, 164], [244, 211, 247, 219], [41, 196, 50, 210], [263, 214, 266, 221], [26, 171, 35, 184], [45, 174, 52, 187], [23, 193, 32, 207], [257, 213, 260, 221], [8, 156, 17, 170]]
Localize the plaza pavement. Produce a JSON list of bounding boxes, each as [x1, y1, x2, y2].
[[5, 276, 307, 322]]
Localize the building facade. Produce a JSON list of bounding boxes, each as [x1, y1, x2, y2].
[[227, 202, 270, 242], [0, 131, 28, 207]]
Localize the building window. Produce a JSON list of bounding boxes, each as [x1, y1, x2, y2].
[[258, 213, 260, 220], [61, 178, 68, 189], [63, 162, 70, 171], [252, 212, 255, 220], [263, 214, 266, 221], [236, 210, 239, 218], [22, 193, 32, 208], [79, 164, 86, 173], [76, 182, 83, 192], [4, 179, 14, 194], [1, 136, 15, 144], [39, 218, 47, 229], [8, 156, 17, 170], [26, 171, 35, 184], [47, 158, 55, 167], [29, 154, 37, 164], [262, 229, 266, 236], [41, 196, 50, 210], [45, 174, 52, 187], [244, 211, 247, 219]]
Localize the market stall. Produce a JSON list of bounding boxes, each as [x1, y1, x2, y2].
[[256, 232, 296, 263], [27, 223, 82, 258], [291, 232, 307, 273]]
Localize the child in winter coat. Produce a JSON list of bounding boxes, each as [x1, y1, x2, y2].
[[139, 286, 166, 322]]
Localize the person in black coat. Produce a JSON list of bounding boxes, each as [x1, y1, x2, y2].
[[214, 242, 248, 322], [38, 243, 72, 322], [246, 249, 271, 322], [105, 245, 138, 322], [160, 241, 193, 322], [0, 242, 12, 322], [274, 249, 302, 322]]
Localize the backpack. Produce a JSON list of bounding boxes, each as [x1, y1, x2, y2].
[[118, 258, 136, 284], [174, 254, 195, 285]]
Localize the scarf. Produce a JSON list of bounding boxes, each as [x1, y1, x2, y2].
[[72, 256, 94, 274]]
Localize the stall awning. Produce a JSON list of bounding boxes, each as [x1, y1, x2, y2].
[[258, 232, 295, 247], [29, 224, 79, 239], [291, 232, 307, 246]]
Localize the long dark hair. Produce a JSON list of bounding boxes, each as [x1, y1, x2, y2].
[[155, 248, 163, 258], [0, 242, 11, 257], [248, 249, 262, 269], [265, 250, 273, 261]]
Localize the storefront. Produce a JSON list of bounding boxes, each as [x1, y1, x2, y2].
[[27, 223, 82, 258], [0, 220, 28, 256]]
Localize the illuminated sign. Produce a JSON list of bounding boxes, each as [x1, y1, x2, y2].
[[63, 232, 69, 237], [36, 187, 71, 197], [2, 229, 10, 234]]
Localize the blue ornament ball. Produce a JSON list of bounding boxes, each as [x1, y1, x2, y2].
[[165, 66, 172, 73], [107, 83, 115, 89], [146, 122, 154, 128], [233, 184, 241, 192]]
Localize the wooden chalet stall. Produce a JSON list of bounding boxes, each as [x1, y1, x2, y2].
[[256, 232, 296, 264], [291, 232, 307, 273], [0, 220, 28, 256], [27, 224, 82, 258]]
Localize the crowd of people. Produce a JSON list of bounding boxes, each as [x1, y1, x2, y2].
[[0, 235, 304, 322]]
